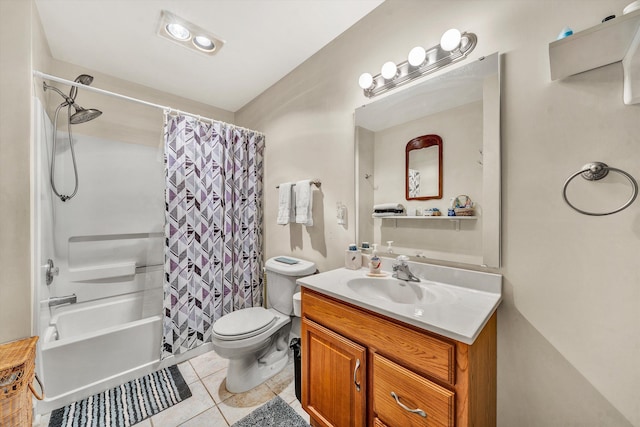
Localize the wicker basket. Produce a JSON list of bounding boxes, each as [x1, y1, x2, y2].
[[0, 337, 41, 427]]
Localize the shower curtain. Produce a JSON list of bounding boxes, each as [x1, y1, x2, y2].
[[162, 113, 265, 357]]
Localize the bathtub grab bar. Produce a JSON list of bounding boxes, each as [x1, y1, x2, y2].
[[48, 294, 77, 307], [135, 263, 163, 273], [67, 262, 164, 282], [69, 262, 136, 282]]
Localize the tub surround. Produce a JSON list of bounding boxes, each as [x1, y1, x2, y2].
[[297, 257, 502, 344]]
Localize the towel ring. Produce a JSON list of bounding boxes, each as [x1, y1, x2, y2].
[[562, 162, 638, 216]]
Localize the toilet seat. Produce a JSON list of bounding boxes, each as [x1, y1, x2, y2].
[[212, 307, 277, 341]]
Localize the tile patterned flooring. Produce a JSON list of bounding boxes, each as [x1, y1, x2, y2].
[[37, 349, 310, 426]]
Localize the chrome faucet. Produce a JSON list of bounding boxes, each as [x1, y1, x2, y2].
[[48, 294, 77, 307], [392, 255, 420, 282]]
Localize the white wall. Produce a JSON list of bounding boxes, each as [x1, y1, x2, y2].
[[237, 1, 640, 425], [0, 0, 33, 343]]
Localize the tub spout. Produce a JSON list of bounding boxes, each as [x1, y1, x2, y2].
[[48, 294, 77, 307]]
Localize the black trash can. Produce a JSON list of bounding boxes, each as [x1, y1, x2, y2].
[[289, 338, 302, 402]]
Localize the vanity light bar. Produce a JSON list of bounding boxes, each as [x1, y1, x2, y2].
[[359, 30, 477, 98]]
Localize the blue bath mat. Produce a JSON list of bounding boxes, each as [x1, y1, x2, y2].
[[48, 365, 191, 427], [231, 396, 310, 427]]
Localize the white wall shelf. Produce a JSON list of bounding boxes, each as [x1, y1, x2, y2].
[[374, 215, 477, 231], [549, 9, 640, 104]]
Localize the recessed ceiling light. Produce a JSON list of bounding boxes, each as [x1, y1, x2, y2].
[[166, 23, 191, 41], [193, 36, 215, 52], [157, 11, 225, 56]]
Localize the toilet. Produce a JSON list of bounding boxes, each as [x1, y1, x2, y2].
[[211, 256, 316, 393]]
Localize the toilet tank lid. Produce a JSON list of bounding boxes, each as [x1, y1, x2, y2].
[[265, 256, 316, 276]]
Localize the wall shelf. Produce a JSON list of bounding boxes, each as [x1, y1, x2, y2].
[[549, 9, 640, 104], [373, 215, 477, 231]]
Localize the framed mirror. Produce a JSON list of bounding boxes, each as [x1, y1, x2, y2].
[[406, 134, 443, 200], [355, 52, 500, 267]]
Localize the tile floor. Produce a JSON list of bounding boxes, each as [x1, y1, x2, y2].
[[37, 349, 310, 426]]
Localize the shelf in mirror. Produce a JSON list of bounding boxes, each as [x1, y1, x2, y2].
[[374, 215, 477, 231], [373, 215, 477, 220]]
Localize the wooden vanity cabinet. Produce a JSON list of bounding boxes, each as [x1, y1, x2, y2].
[[301, 288, 497, 427]]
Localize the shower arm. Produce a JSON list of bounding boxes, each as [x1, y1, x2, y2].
[[43, 82, 74, 106]]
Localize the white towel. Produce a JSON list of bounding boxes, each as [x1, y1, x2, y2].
[[373, 203, 405, 211], [295, 179, 313, 226], [277, 182, 294, 225]]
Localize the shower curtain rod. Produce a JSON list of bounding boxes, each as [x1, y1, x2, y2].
[[32, 70, 264, 136]]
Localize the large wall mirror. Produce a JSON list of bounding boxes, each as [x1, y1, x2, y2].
[[355, 53, 501, 267]]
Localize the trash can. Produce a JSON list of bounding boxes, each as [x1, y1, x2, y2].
[[289, 338, 301, 402]]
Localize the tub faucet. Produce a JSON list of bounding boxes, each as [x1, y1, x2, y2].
[[48, 294, 77, 307], [392, 256, 420, 282]]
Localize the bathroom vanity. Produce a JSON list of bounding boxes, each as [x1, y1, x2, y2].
[[298, 262, 501, 427]]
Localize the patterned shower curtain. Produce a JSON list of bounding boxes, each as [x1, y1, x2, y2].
[[162, 113, 265, 358]]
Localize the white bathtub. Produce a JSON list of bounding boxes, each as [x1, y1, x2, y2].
[[37, 290, 170, 413]]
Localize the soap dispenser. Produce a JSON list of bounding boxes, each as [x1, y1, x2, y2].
[[368, 244, 382, 276]]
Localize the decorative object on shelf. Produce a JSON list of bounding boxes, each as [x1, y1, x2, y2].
[[423, 208, 442, 216], [358, 29, 477, 98], [556, 26, 574, 40], [562, 162, 638, 216], [453, 194, 475, 216]]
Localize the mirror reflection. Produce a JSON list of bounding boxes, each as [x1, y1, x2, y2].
[[406, 134, 442, 200], [355, 53, 500, 267]]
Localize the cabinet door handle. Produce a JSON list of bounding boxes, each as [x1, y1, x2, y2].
[[354, 359, 361, 391], [390, 391, 426, 418]]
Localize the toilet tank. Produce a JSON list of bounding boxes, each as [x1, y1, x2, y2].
[[265, 256, 316, 315]]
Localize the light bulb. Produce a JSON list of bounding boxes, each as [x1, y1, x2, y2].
[[408, 46, 426, 66], [440, 28, 462, 51], [358, 73, 374, 90], [193, 36, 215, 52], [166, 23, 191, 41], [381, 61, 397, 80]]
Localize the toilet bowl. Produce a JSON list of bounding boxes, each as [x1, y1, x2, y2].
[[211, 256, 316, 393]]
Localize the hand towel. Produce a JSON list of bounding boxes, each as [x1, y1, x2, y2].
[[373, 203, 405, 211], [295, 179, 313, 226], [277, 182, 294, 225], [372, 212, 407, 217]]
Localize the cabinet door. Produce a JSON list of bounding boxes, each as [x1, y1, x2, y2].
[[302, 318, 366, 427]]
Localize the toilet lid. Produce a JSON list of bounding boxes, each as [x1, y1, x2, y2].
[[212, 307, 277, 340]]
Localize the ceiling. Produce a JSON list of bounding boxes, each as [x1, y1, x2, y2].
[[35, 0, 384, 112]]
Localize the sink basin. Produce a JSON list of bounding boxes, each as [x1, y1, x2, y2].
[[346, 277, 437, 305]]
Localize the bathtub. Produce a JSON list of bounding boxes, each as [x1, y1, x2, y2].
[[37, 290, 167, 413]]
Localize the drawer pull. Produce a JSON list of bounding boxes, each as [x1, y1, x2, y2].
[[354, 358, 361, 391], [390, 391, 427, 418]]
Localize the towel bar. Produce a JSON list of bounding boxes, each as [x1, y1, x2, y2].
[[276, 180, 321, 189]]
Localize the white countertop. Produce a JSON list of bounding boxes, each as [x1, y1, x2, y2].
[[297, 260, 502, 345]]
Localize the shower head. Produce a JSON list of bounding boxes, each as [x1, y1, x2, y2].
[[69, 74, 94, 101], [70, 105, 102, 124]]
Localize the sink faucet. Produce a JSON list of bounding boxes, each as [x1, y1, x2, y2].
[[392, 255, 420, 282], [48, 294, 77, 307]]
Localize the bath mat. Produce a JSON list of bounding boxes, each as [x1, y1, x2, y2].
[[231, 396, 310, 427], [48, 365, 191, 427]]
